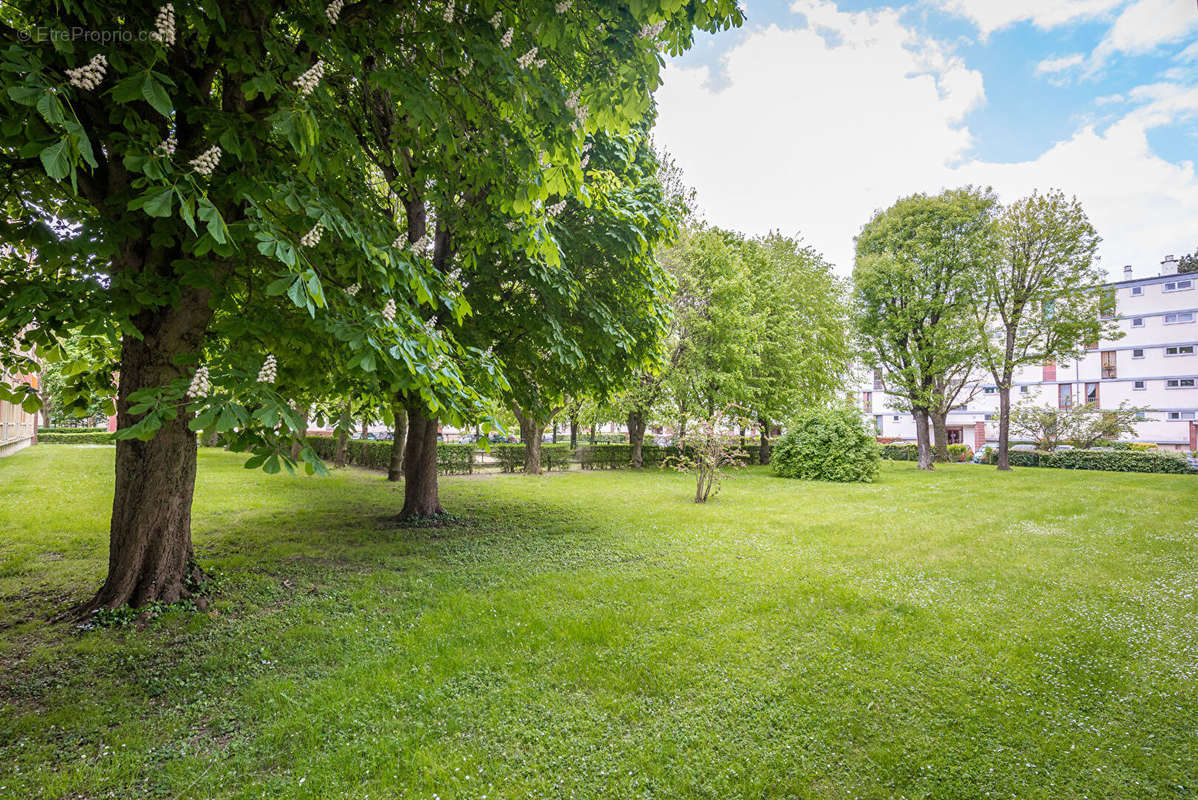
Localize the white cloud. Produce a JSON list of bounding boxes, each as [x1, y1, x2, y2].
[[653, 5, 1198, 277], [1092, 0, 1198, 67], [932, 0, 1125, 37], [1036, 53, 1086, 75]]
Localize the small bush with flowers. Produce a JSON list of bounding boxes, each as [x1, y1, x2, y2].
[[665, 405, 749, 503]]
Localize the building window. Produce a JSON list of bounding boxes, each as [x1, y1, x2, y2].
[[1131, 318, 1144, 328], [1085, 382, 1099, 405], [1059, 384, 1073, 409], [983, 386, 996, 394], [1131, 286, 1144, 296], [1133, 380, 1146, 391], [1020, 386, 1030, 394], [1166, 378, 1196, 389], [873, 369, 883, 390], [1165, 345, 1195, 356], [892, 415, 899, 421], [1132, 348, 1145, 359], [1085, 340, 1098, 351], [1163, 279, 1193, 292], [862, 391, 872, 412], [1136, 411, 1148, 420], [1164, 312, 1195, 325], [1101, 350, 1117, 379], [1043, 361, 1056, 381], [1099, 289, 1116, 319], [1168, 411, 1196, 420], [874, 415, 883, 434]]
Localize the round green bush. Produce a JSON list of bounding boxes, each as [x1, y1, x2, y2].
[[772, 405, 881, 483]]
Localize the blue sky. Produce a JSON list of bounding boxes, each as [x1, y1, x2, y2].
[[653, 0, 1198, 275]]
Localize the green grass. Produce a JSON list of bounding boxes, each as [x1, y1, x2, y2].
[[1, 446, 1196, 799]]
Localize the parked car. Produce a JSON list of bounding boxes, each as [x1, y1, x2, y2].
[[653, 435, 673, 446]]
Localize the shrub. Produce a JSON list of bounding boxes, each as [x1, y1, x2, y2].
[[305, 437, 472, 474], [578, 444, 631, 470], [772, 406, 880, 483], [879, 442, 918, 461], [37, 431, 114, 445], [1041, 449, 1189, 474], [38, 426, 106, 434], [947, 443, 972, 462]]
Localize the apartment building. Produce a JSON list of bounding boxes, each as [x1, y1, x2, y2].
[[854, 255, 1198, 452], [0, 371, 39, 457]]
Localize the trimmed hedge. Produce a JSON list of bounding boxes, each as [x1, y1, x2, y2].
[[982, 448, 1190, 473], [880, 442, 972, 463], [306, 436, 473, 474], [37, 431, 114, 445], [38, 426, 106, 434], [492, 443, 572, 472]]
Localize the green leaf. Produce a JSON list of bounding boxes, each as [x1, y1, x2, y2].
[[141, 73, 173, 117], [39, 139, 70, 181], [141, 186, 174, 218], [7, 86, 41, 106]]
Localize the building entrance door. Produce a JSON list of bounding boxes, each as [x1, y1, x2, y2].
[[947, 428, 963, 445]]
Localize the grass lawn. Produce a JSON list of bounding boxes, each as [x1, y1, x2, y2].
[[1, 446, 1196, 799]]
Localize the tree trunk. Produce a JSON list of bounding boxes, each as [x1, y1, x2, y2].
[[914, 408, 934, 471], [399, 403, 443, 517], [758, 419, 771, 465], [589, 423, 597, 444], [627, 410, 647, 468], [334, 403, 351, 468], [360, 418, 369, 439], [514, 405, 544, 474], [996, 385, 1012, 471], [78, 297, 213, 615], [388, 402, 407, 482], [289, 406, 308, 461], [551, 422, 558, 444], [930, 409, 950, 463], [569, 416, 579, 449]]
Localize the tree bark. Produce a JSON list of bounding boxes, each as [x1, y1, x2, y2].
[[589, 423, 597, 444], [930, 409, 950, 463], [78, 296, 213, 615], [996, 385, 1012, 471], [513, 405, 544, 474], [387, 402, 407, 482], [333, 402, 351, 468], [569, 416, 579, 449], [551, 422, 558, 444], [399, 403, 443, 517], [914, 408, 934, 471], [627, 410, 647, 468], [758, 418, 771, 465]]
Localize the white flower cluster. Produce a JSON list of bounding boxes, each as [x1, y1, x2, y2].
[[149, 4, 176, 46], [257, 354, 278, 383], [326, 0, 344, 25], [423, 315, 438, 333], [346, 283, 360, 296], [300, 222, 324, 248], [483, 345, 494, 358], [294, 60, 326, 98], [189, 145, 221, 176], [155, 133, 177, 157], [443, 0, 454, 23], [639, 20, 666, 38], [516, 47, 539, 69], [555, 1, 572, 12], [446, 267, 469, 292], [382, 298, 396, 323], [66, 54, 107, 91], [548, 199, 566, 216], [581, 153, 590, 169], [459, 62, 472, 78], [505, 220, 520, 231], [500, 28, 513, 48], [412, 233, 433, 252], [490, 11, 503, 28], [565, 90, 589, 129], [187, 365, 210, 399]]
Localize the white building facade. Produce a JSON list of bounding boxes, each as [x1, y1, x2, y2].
[[853, 255, 1198, 453]]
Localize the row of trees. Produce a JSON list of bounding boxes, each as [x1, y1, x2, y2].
[[0, 0, 745, 613], [852, 187, 1115, 471]]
